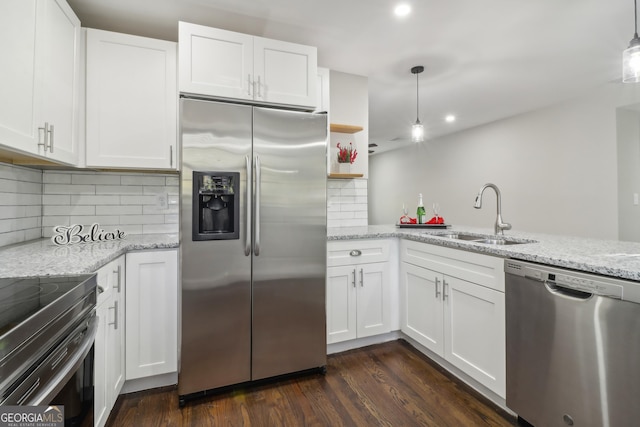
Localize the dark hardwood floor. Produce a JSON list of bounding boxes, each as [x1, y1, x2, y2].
[[106, 340, 516, 426]]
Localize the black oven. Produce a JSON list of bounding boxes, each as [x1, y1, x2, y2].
[[0, 274, 97, 426]]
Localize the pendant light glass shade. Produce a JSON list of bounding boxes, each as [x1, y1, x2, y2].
[[623, 38, 640, 83], [624, 0, 640, 83], [411, 66, 425, 143], [412, 120, 424, 142]]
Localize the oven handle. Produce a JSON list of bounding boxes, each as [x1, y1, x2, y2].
[[27, 315, 98, 406]]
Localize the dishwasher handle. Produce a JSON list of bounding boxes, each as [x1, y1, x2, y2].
[[544, 280, 593, 300]]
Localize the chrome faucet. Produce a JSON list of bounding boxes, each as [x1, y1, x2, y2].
[[474, 183, 511, 235]]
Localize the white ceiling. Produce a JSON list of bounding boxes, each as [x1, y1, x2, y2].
[[67, 0, 633, 154]]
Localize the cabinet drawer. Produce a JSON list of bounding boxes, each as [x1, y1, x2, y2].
[[400, 240, 505, 292], [328, 239, 391, 267]]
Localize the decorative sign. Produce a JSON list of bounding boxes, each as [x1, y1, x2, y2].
[[51, 223, 126, 246]]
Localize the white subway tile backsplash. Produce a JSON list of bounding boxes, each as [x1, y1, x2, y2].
[[119, 215, 165, 225], [96, 205, 142, 215], [44, 184, 95, 195], [0, 164, 42, 247], [326, 178, 367, 228], [121, 175, 166, 186], [96, 185, 143, 195], [43, 195, 70, 205], [164, 214, 179, 224], [0, 164, 180, 248], [143, 223, 178, 234], [68, 215, 120, 225], [119, 195, 156, 205], [71, 174, 120, 185], [71, 195, 120, 205], [42, 170, 179, 238], [43, 216, 70, 227], [43, 173, 72, 184], [43, 205, 96, 216]]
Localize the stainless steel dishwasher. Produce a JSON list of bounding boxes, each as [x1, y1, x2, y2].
[[505, 259, 640, 427]]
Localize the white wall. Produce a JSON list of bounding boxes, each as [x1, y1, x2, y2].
[[617, 108, 640, 241], [369, 82, 638, 240], [329, 70, 368, 178], [327, 70, 369, 227]]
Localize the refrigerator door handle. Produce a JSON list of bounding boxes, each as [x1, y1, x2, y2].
[[245, 155, 252, 256], [254, 155, 261, 256]]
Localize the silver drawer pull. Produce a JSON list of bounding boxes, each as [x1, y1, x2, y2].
[[349, 250, 362, 257]]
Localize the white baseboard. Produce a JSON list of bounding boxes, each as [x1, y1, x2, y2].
[[120, 372, 178, 394]]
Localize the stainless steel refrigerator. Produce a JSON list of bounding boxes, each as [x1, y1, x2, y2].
[[178, 98, 327, 401]]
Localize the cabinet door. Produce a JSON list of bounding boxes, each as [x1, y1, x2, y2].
[[0, 0, 39, 155], [86, 29, 177, 169], [37, 0, 80, 165], [179, 22, 253, 100], [400, 262, 444, 356], [253, 36, 317, 108], [107, 257, 125, 404], [326, 265, 357, 344], [444, 276, 506, 397], [126, 250, 178, 380], [356, 262, 391, 338], [94, 298, 110, 427]]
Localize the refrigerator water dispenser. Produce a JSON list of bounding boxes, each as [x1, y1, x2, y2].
[[192, 171, 239, 240]]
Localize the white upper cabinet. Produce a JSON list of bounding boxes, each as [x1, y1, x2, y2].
[[179, 24, 253, 100], [179, 22, 317, 109], [85, 29, 177, 170], [0, 0, 80, 165]]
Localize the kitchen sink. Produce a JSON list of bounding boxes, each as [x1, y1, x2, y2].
[[432, 232, 534, 246]]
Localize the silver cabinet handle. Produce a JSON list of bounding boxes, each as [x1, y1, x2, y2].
[[170, 146, 173, 167], [435, 277, 440, 299], [108, 301, 119, 330], [113, 265, 121, 293], [443, 279, 449, 300], [349, 250, 362, 257], [38, 122, 49, 152], [352, 269, 356, 288], [248, 74, 252, 96], [48, 124, 54, 153], [254, 155, 261, 256], [359, 268, 364, 287], [244, 156, 252, 256], [97, 285, 104, 294], [257, 75, 262, 98]]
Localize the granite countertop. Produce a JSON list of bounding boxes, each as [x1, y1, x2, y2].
[[328, 225, 640, 282], [4, 225, 640, 282], [0, 234, 179, 279]]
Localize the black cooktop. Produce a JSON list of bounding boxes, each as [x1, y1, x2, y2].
[[0, 275, 95, 338]]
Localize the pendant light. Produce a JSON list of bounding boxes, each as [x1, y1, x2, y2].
[[623, 0, 640, 83], [411, 66, 425, 142]]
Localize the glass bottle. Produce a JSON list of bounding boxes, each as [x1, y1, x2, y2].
[[417, 193, 426, 224]]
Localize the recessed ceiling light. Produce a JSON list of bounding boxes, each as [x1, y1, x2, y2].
[[445, 115, 456, 123], [394, 3, 411, 17]]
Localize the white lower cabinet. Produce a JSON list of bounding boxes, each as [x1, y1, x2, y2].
[[400, 240, 506, 398], [94, 255, 125, 427], [326, 240, 391, 344], [125, 249, 178, 380]]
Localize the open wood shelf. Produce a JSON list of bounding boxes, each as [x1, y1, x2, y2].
[[328, 173, 364, 179], [330, 123, 363, 134]]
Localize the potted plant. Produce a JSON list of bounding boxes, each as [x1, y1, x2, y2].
[[336, 142, 357, 173]]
